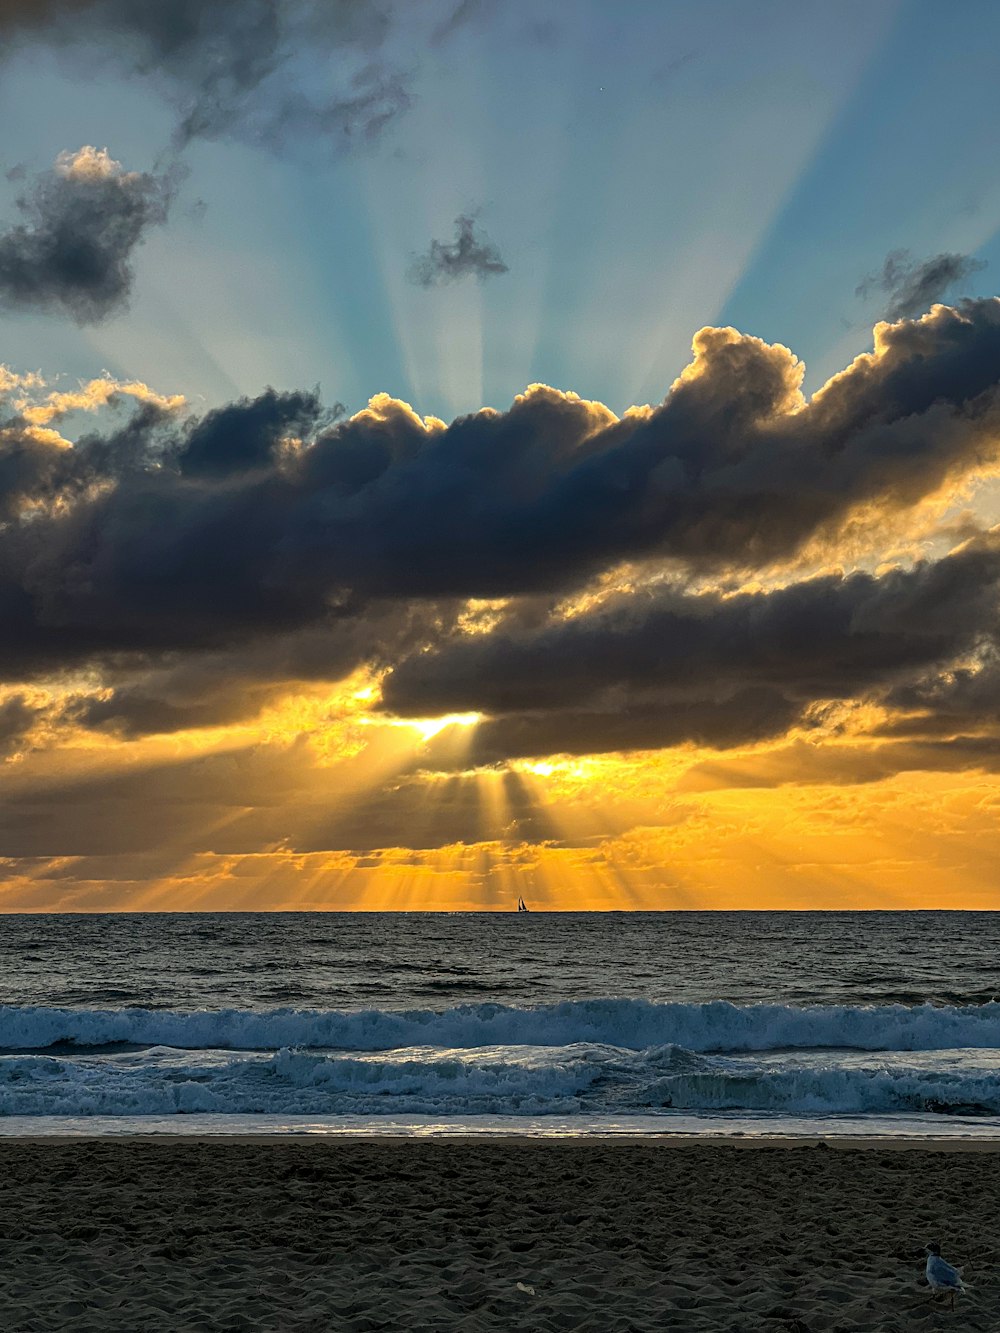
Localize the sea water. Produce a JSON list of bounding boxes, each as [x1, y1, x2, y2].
[[1, 911, 999, 1138]]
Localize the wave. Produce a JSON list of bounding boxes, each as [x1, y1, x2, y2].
[[1, 1044, 1000, 1118], [4, 997, 1000, 1055]]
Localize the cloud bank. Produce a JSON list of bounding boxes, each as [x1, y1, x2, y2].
[[3, 301, 1000, 773]]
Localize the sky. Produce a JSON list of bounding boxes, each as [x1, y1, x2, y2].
[[2, 0, 1000, 911]]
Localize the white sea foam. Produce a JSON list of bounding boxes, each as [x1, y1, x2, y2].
[[0, 1040, 999, 1119]]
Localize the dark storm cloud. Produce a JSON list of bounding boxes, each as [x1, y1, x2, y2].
[[857, 249, 987, 321], [408, 214, 509, 287], [0, 0, 414, 152], [425, 688, 805, 767], [63, 603, 449, 737], [879, 650, 1000, 739], [305, 298, 1000, 588], [3, 302, 1000, 667], [677, 733, 1000, 794], [0, 428, 62, 523], [262, 298, 1000, 605], [6, 302, 1000, 759], [66, 680, 282, 738], [174, 387, 338, 478], [383, 539, 1000, 719], [378, 537, 1000, 760], [0, 394, 178, 525], [0, 148, 175, 323]]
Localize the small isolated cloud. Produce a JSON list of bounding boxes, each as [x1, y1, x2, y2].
[[0, 146, 176, 324], [409, 213, 509, 287], [857, 248, 987, 321]]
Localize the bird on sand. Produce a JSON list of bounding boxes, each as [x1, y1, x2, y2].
[[924, 1242, 966, 1309]]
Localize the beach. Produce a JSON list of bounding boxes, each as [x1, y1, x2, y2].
[[0, 1138, 995, 1332]]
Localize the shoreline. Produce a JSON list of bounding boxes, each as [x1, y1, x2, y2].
[[3, 1130, 1000, 1150], [4, 1107, 1000, 1143]]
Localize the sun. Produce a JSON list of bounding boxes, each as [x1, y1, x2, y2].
[[402, 712, 483, 742]]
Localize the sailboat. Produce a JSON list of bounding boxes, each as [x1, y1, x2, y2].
[[517, 896, 530, 912]]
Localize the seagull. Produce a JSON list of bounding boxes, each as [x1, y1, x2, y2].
[[924, 1242, 966, 1309]]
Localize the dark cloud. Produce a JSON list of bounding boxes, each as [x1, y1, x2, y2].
[[409, 214, 509, 287], [62, 603, 447, 738], [678, 733, 1000, 794], [0, 694, 37, 758], [383, 537, 1000, 759], [0, 0, 415, 153], [174, 387, 337, 478], [879, 649, 1000, 739], [0, 147, 175, 323], [857, 248, 987, 321], [425, 688, 805, 767], [66, 680, 282, 739], [385, 541, 1000, 713], [252, 299, 1000, 607], [0, 394, 176, 527], [4, 303, 1000, 761]]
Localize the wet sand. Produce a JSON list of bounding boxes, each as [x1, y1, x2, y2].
[[0, 1138, 995, 1331]]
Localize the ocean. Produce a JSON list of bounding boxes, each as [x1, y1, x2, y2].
[[2, 911, 1000, 1138]]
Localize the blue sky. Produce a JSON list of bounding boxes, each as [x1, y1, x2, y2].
[[1, 0, 997, 420]]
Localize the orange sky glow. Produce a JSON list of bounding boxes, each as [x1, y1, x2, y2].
[[4, 664, 1000, 911]]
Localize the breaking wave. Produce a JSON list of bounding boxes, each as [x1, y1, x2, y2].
[[3, 997, 1000, 1055], [0, 1042, 999, 1118], [2, 1000, 999, 1120]]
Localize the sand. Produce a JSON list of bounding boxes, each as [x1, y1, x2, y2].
[[0, 1138, 995, 1331]]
